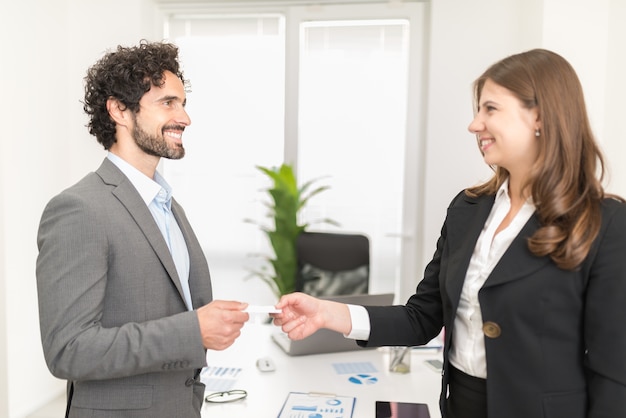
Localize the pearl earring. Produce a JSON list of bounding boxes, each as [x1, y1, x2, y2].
[[535, 129, 540, 137]]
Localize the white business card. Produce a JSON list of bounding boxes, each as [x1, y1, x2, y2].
[[244, 305, 282, 314]]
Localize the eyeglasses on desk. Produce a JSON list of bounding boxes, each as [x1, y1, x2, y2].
[[205, 389, 248, 403]]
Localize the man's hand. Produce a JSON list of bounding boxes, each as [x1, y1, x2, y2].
[[196, 300, 249, 350]]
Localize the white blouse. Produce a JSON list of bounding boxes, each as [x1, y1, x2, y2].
[[448, 181, 535, 378]]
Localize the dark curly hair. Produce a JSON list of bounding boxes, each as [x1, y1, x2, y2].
[[83, 40, 186, 150]]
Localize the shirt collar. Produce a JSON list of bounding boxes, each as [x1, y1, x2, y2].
[[495, 179, 510, 203], [107, 152, 173, 206], [495, 178, 535, 207]]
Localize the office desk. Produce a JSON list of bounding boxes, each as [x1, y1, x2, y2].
[[201, 321, 443, 418]]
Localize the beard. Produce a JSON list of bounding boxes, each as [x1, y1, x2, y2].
[[132, 120, 186, 160]]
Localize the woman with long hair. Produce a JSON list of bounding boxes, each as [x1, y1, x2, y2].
[[272, 49, 626, 418]]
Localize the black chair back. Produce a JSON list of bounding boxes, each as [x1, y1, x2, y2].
[[295, 232, 370, 296]]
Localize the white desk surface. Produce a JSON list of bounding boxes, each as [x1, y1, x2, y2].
[[201, 321, 443, 418]]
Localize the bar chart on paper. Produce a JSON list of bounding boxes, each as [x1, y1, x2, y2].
[[278, 392, 356, 418], [201, 366, 242, 391]]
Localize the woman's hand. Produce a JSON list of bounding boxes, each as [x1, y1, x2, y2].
[[271, 292, 352, 340]]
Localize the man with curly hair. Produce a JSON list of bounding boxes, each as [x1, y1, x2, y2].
[[36, 40, 250, 417]]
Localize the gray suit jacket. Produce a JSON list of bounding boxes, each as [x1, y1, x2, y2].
[[36, 158, 213, 417]]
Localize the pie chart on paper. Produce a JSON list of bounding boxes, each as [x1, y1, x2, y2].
[[348, 373, 378, 385]]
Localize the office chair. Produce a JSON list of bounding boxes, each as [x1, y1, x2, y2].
[[295, 231, 370, 297]]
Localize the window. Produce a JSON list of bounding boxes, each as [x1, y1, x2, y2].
[[162, 2, 427, 303], [297, 18, 410, 296]]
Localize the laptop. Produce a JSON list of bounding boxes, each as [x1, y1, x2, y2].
[[271, 293, 395, 356]]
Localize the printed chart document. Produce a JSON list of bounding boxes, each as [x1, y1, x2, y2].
[[278, 391, 356, 418]]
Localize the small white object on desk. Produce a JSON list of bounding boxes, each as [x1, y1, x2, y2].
[[256, 357, 276, 372]]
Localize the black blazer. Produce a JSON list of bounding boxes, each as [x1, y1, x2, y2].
[[361, 191, 626, 418]]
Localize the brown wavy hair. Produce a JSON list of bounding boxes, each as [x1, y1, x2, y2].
[[82, 40, 186, 150], [466, 49, 620, 270]]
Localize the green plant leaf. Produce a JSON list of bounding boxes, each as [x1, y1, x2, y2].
[[247, 163, 335, 297]]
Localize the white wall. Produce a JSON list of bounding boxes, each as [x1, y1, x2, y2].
[[0, 0, 164, 416], [0, 4, 12, 413], [1, 2, 72, 416], [1, 0, 624, 416], [0, 104, 7, 417], [603, 0, 626, 195]]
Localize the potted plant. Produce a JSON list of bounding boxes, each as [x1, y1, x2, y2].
[[247, 164, 334, 298]]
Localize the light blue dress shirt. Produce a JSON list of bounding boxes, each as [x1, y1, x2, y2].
[[107, 153, 193, 310]]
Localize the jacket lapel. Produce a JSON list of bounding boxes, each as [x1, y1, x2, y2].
[[95, 159, 187, 304], [443, 193, 494, 305], [171, 200, 213, 308], [483, 214, 551, 287]]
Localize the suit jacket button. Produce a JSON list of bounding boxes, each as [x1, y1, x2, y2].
[[482, 321, 501, 338], [185, 377, 195, 386]]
